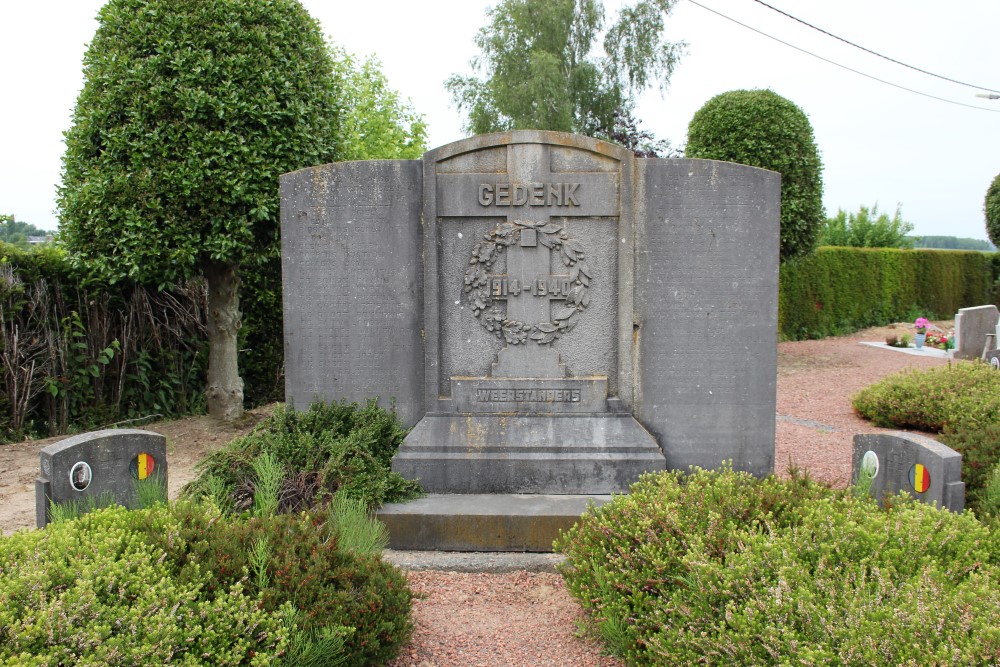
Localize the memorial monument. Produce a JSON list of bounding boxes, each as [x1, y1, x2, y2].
[[281, 131, 779, 500]]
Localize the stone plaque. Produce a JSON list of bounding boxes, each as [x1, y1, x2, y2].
[[35, 429, 168, 528]]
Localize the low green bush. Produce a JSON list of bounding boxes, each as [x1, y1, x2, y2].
[[147, 503, 412, 667], [556, 468, 1000, 666], [0, 505, 290, 666], [981, 462, 1000, 520], [938, 423, 1000, 517], [852, 361, 1000, 433], [184, 400, 422, 512], [1, 500, 414, 666]]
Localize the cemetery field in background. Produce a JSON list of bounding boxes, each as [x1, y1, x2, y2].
[[0, 321, 955, 666]]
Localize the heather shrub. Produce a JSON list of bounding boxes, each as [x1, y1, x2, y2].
[[184, 400, 421, 512], [852, 361, 1000, 433], [939, 423, 1000, 516], [556, 468, 1000, 666], [0, 505, 289, 666], [981, 463, 1000, 520], [147, 502, 412, 667]]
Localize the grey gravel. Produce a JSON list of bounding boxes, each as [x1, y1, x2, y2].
[[383, 549, 565, 573]]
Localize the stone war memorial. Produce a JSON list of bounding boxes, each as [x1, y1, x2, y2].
[[281, 131, 780, 549]]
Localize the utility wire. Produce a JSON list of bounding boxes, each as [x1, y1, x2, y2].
[[685, 0, 1000, 113], [749, 0, 1000, 94]]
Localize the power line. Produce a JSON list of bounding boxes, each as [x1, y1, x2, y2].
[[685, 0, 1000, 114], [749, 0, 1000, 94]]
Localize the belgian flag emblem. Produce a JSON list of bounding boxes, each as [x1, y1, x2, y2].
[[130, 452, 156, 480], [909, 463, 930, 494]]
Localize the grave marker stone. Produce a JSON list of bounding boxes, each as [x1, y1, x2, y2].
[[35, 429, 167, 527], [281, 130, 780, 499], [953, 304, 999, 360], [852, 432, 964, 512]]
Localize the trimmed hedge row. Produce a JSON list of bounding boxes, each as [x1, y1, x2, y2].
[[780, 247, 997, 340]]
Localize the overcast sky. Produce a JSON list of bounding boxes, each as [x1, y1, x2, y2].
[[2, 0, 999, 242]]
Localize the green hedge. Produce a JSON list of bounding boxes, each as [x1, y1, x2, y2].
[[780, 247, 997, 340], [0, 242, 207, 440]]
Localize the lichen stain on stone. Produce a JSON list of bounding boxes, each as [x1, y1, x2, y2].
[[463, 415, 488, 452]]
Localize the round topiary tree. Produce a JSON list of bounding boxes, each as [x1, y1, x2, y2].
[[984, 173, 1000, 248], [59, 0, 342, 420], [686, 89, 824, 261]]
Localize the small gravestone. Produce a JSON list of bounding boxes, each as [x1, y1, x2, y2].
[[35, 429, 167, 528], [852, 432, 964, 512], [954, 304, 999, 360]]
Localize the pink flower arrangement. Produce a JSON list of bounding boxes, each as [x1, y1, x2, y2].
[[914, 317, 929, 333]]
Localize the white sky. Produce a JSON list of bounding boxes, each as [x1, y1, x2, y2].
[[2, 0, 999, 242]]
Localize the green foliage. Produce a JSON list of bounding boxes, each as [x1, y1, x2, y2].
[[985, 173, 1000, 248], [251, 450, 284, 517], [779, 246, 994, 340], [981, 463, 1000, 519], [447, 0, 683, 139], [686, 89, 824, 262], [47, 491, 115, 525], [185, 401, 421, 512], [820, 204, 914, 248], [939, 423, 1000, 516], [0, 242, 206, 440], [331, 46, 427, 161], [59, 0, 341, 286], [912, 235, 996, 251], [326, 492, 390, 556], [556, 468, 1000, 666], [852, 361, 1000, 434], [0, 505, 291, 665], [135, 473, 169, 509], [154, 503, 412, 667], [0, 215, 51, 249]]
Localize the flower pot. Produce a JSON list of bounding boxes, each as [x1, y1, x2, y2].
[[914, 333, 926, 349]]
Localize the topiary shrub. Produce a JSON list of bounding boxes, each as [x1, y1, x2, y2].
[[184, 400, 422, 513], [852, 361, 1000, 433], [686, 89, 824, 262], [0, 505, 290, 666], [985, 173, 1000, 249], [556, 468, 1000, 666]]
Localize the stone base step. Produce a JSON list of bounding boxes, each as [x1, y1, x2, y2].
[[376, 493, 610, 552], [393, 414, 665, 493]]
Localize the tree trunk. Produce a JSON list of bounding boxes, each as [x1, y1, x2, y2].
[[203, 260, 244, 421]]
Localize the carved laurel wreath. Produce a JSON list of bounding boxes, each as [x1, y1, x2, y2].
[[463, 220, 591, 345]]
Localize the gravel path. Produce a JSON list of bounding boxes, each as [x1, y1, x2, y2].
[[386, 324, 953, 667]]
